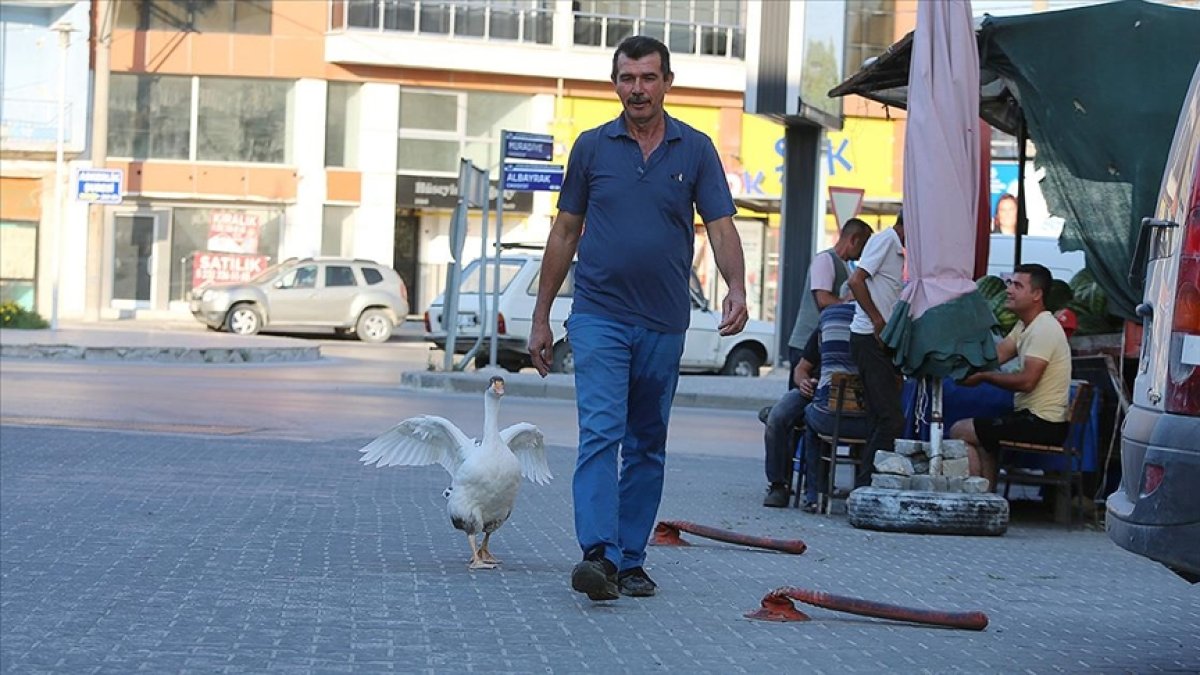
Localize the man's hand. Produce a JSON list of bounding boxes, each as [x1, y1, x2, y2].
[[527, 320, 554, 378], [873, 316, 887, 347], [718, 289, 748, 336], [797, 376, 817, 398], [960, 372, 987, 387]]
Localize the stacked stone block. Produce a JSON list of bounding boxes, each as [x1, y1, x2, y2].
[[870, 439, 991, 494]]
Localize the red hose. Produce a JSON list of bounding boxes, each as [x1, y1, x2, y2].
[[651, 520, 807, 555], [746, 586, 989, 631]]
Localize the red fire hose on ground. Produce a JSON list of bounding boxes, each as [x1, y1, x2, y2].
[[745, 586, 989, 631], [651, 520, 807, 555]]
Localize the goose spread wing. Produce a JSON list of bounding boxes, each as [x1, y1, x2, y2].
[[500, 423, 552, 485], [359, 416, 473, 475]]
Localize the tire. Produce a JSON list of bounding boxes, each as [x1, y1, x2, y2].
[[225, 304, 262, 336], [551, 340, 574, 374], [847, 486, 1010, 536], [498, 356, 524, 373], [720, 345, 763, 377], [355, 309, 393, 343]]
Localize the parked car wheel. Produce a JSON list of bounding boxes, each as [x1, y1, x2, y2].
[[498, 356, 525, 373], [355, 309, 393, 343], [721, 346, 763, 377], [551, 340, 574, 374], [225, 304, 262, 336]]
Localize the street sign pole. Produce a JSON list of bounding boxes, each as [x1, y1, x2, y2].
[[489, 131, 508, 369]]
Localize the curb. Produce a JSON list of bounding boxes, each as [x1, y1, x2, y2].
[[399, 370, 779, 411], [1, 343, 321, 363]]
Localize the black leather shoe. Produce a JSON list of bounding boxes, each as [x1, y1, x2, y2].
[[762, 484, 791, 508], [618, 567, 657, 597], [758, 405, 773, 424], [571, 552, 618, 601]]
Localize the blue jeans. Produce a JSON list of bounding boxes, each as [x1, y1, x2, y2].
[[764, 388, 810, 486], [803, 404, 872, 502], [567, 313, 685, 573]]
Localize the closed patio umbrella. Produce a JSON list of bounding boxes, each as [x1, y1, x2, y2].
[[879, 0, 999, 471]]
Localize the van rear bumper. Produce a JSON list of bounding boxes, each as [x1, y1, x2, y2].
[[1106, 406, 1200, 578]]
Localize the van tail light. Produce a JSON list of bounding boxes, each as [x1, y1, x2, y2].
[[1140, 463, 1165, 497], [496, 313, 507, 335], [423, 311, 431, 333], [400, 281, 409, 306], [1166, 148, 1200, 415]]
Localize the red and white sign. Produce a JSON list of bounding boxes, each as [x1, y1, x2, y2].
[[828, 186, 866, 227], [192, 251, 269, 289], [207, 211, 261, 255]]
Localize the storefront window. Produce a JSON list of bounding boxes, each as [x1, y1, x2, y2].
[[322, 206, 355, 257], [325, 82, 361, 168], [168, 207, 284, 301], [109, 74, 191, 160], [398, 88, 533, 176], [397, 138, 461, 173], [399, 91, 459, 132], [197, 78, 293, 164], [0, 220, 37, 310]]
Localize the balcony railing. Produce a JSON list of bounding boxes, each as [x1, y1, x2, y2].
[[329, 0, 554, 45], [572, 12, 744, 60]]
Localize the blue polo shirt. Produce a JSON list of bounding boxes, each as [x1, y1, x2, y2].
[[557, 113, 736, 333]]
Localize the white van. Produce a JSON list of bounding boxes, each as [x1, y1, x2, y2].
[[1105, 63, 1200, 582], [423, 252, 776, 376], [986, 234, 1086, 282]]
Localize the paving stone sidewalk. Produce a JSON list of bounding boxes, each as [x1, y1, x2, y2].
[[2, 425, 1196, 673]]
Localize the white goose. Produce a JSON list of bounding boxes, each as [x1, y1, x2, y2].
[[358, 376, 551, 569]]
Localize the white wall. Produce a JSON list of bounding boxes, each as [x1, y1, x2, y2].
[[352, 82, 400, 264], [283, 78, 328, 259]]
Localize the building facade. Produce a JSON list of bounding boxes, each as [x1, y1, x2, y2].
[[6, 0, 924, 324], [0, 0, 92, 317]]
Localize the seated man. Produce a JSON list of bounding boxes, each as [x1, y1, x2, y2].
[[949, 263, 1072, 489], [798, 302, 870, 512], [762, 329, 820, 507]]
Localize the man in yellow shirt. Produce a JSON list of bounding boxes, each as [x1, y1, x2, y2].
[[949, 263, 1071, 489]]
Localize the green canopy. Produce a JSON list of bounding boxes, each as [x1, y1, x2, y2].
[[981, 0, 1200, 321], [831, 0, 1200, 322]]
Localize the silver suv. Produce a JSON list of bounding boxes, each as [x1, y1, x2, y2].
[[190, 257, 409, 343]]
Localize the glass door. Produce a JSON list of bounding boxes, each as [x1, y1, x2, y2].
[[112, 214, 154, 305]]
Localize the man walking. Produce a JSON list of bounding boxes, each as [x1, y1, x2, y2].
[[528, 36, 748, 602]]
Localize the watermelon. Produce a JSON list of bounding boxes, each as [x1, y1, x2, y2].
[[1067, 268, 1122, 335], [976, 275, 1018, 333]]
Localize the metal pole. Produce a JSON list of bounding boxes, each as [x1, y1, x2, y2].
[[84, 0, 115, 321], [929, 378, 944, 476], [489, 131, 507, 369], [1014, 114, 1027, 268], [50, 22, 73, 330]]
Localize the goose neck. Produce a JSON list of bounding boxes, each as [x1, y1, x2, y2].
[[482, 395, 502, 444]]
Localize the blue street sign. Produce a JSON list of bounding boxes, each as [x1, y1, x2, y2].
[[503, 163, 564, 192], [503, 132, 554, 161], [75, 168, 124, 205]]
